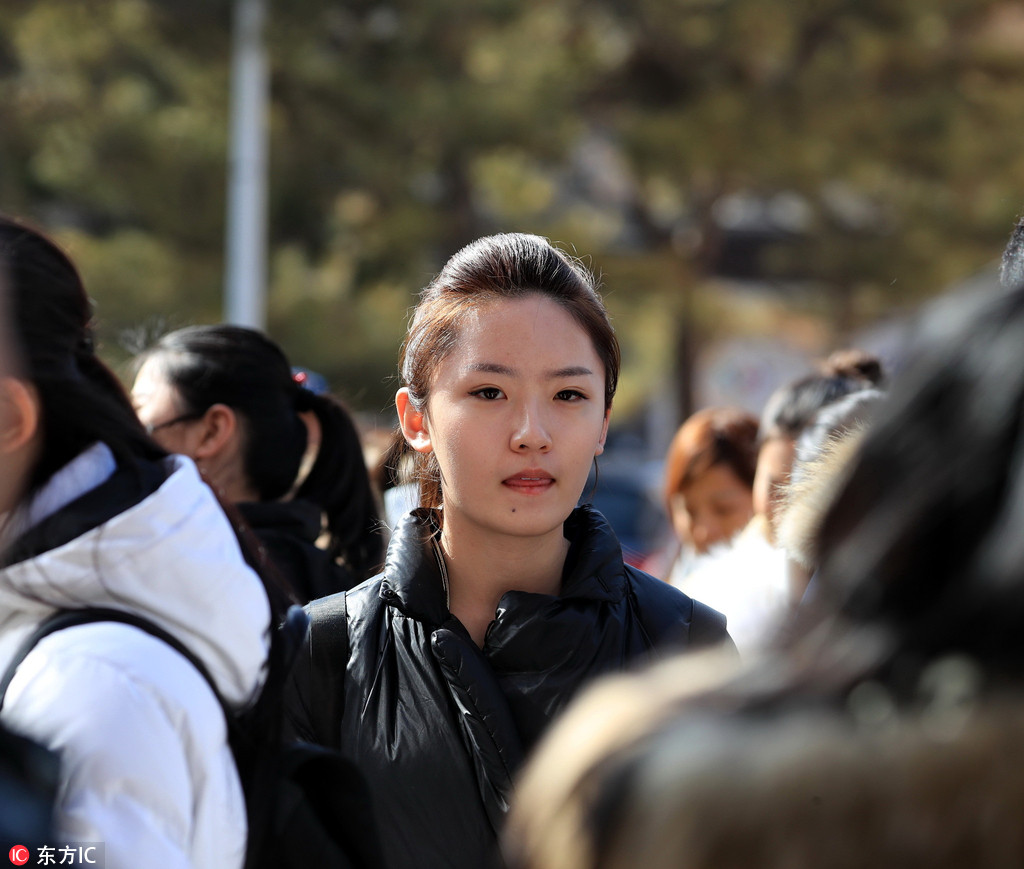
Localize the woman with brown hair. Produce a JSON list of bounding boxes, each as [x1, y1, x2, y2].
[[659, 407, 788, 654], [662, 407, 759, 560], [286, 233, 730, 869]]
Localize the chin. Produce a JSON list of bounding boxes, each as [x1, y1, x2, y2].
[[489, 509, 572, 540]]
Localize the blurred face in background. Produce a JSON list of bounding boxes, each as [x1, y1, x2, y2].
[[131, 356, 204, 457], [752, 435, 796, 542], [669, 462, 754, 555]]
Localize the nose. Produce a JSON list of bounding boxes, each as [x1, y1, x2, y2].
[[510, 400, 552, 452], [690, 517, 720, 554]]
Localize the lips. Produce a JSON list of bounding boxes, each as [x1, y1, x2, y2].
[[502, 469, 555, 492]]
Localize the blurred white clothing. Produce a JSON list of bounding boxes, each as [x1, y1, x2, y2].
[[669, 516, 790, 656]]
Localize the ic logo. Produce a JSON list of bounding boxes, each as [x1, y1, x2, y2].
[[8, 845, 29, 866]]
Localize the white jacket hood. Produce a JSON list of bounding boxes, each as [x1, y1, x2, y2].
[[0, 449, 270, 709]]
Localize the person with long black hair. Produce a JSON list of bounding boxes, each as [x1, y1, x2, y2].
[[132, 325, 385, 602], [0, 216, 271, 869]]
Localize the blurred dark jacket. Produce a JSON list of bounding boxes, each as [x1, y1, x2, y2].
[[239, 499, 359, 604]]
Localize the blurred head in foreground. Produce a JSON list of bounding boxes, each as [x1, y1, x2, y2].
[[506, 279, 1024, 869], [506, 653, 1024, 869], [0, 216, 163, 519], [753, 351, 882, 540]]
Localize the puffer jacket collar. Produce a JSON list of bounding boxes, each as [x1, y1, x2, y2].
[[379, 505, 627, 626], [379, 508, 448, 625], [558, 506, 631, 602]]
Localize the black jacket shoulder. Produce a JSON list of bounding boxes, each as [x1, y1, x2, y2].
[[239, 499, 360, 604]]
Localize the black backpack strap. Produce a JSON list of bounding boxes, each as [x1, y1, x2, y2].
[[306, 592, 349, 750], [688, 598, 730, 650], [0, 608, 224, 713]]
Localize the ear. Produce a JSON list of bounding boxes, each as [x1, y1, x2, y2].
[[0, 377, 40, 456], [192, 403, 239, 461], [396, 388, 432, 454], [595, 407, 611, 457]]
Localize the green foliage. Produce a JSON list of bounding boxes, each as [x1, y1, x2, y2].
[[2, 0, 1024, 414]]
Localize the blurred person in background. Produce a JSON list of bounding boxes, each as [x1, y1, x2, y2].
[[671, 353, 886, 655], [0, 215, 271, 868], [132, 325, 385, 602], [656, 407, 785, 654], [776, 387, 886, 603], [286, 233, 731, 869], [662, 406, 759, 565], [753, 351, 883, 541], [505, 268, 1024, 869]]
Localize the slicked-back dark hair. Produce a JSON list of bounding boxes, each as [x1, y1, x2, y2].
[[760, 374, 870, 443]]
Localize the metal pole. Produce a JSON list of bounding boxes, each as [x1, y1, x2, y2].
[[224, 0, 268, 328]]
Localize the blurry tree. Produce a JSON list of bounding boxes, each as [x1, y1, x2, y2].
[[1, 0, 1024, 420], [569, 0, 1024, 414]]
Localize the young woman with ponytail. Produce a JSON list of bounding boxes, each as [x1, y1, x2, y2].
[[132, 325, 385, 602], [285, 232, 732, 869]]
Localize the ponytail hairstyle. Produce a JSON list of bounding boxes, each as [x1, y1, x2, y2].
[[0, 215, 165, 501], [759, 374, 872, 444], [138, 325, 384, 577], [390, 233, 620, 511]]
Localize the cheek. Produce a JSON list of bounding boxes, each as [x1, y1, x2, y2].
[[569, 408, 610, 454], [668, 501, 693, 543], [152, 428, 197, 459], [724, 504, 754, 536], [752, 464, 776, 516], [426, 408, 477, 479]]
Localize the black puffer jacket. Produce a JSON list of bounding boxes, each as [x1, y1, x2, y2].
[[287, 506, 730, 869], [238, 499, 360, 603]]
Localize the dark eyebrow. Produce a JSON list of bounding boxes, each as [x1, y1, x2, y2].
[[466, 362, 595, 379], [468, 362, 516, 376], [550, 366, 594, 379]]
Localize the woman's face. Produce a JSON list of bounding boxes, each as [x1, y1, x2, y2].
[[752, 435, 796, 539], [131, 356, 203, 457], [669, 463, 754, 555], [402, 294, 610, 545]]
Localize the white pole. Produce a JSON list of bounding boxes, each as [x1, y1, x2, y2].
[[224, 0, 268, 328]]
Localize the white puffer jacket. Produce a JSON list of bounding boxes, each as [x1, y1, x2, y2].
[[0, 444, 271, 869]]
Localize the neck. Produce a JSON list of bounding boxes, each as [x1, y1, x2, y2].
[[203, 457, 260, 504], [440, 513, 569, 647]]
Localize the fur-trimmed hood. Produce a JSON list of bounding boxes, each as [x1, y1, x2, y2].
[[777, 430, 865, 571]]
